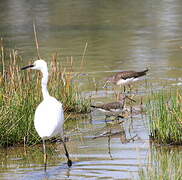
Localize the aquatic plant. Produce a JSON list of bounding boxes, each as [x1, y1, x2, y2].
[[138, 146, 182, 180], [147, 89, 182, 145], [0, 44, 90, 147]]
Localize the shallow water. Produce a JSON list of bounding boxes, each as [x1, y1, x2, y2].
[[1, 0, 182, 179], [0, 114, 149, 179]]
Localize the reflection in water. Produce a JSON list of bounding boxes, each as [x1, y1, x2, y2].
[[0, 0, 52, 57], [139, 145, 182, 179], [93, 121, 138, 160], [107, 129, 113, 160], [93, 122, 137, 143], [0, 113, 148, 179]]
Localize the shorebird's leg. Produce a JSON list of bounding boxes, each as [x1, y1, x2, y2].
[[128, 84, 132, 93], [105, 115, 109, 122], [115, 115, 120, 122], [123, 86, 126, 93], [60, 138, 72, 167], [43, 139, 47, 172], [103, 80, 109, 88]]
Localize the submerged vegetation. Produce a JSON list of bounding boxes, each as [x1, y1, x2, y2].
[[0, 44, 90, 147], [147, 89, 182, 145]]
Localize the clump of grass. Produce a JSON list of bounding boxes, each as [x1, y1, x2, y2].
[[147, 89, 182, 145], [138, 146, 182, 180], [0, 45, 90, 147]]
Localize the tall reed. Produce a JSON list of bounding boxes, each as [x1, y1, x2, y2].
[[0, 45, 90, 147]]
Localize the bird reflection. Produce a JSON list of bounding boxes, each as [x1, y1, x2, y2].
[[92, 121, 137, 159], [107, 129, 113, 159]]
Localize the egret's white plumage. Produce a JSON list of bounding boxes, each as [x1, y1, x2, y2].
[[34, 96, 64, 139], [21, 59, 72, 170]]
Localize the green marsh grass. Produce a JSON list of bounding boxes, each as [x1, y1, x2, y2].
[[147, 89, 182, 145], [138, 146, 182, 180], [0, 46, 90, 147]]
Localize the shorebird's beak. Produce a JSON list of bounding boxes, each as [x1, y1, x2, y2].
[[21, 64, 34, 70], [125, 95, 136, 102]]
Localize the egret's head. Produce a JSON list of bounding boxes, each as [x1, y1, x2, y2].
[[21, 59, 47, 71]]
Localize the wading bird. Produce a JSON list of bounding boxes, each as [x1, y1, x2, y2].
[[104, 69, 149, 92], [91, 94, 136, 119], [21, 59, 72, 171]]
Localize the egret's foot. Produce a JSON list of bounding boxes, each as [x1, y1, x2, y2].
[[67, 159, 72, 167]]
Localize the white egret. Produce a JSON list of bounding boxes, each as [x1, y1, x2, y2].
[[21, 59, 72, 170]]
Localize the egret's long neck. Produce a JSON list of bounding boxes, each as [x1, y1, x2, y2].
[[41, 67, 50, 99]]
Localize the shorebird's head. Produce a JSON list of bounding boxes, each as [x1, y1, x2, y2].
[[105, 76, 116, 83], [21, 59, 47, 71]]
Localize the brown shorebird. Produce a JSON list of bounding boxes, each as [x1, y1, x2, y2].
[[91, 94, 135, 113], [104, 68, 149, 91]]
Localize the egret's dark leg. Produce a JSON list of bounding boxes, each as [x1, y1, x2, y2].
[[43, 139, 47, 171], [61, 139, 72, 167]]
